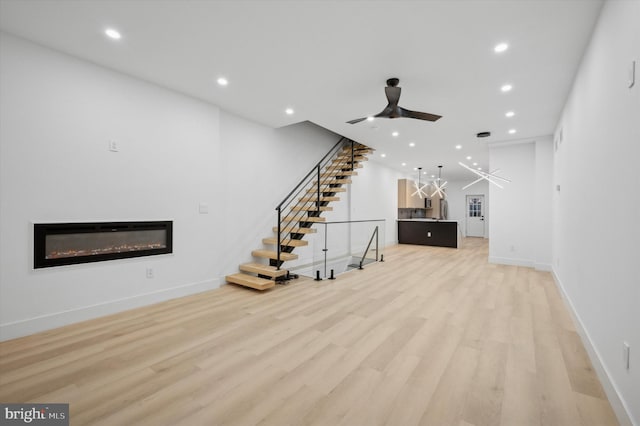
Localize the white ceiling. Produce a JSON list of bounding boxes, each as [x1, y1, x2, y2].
[[0, 0, 603, 181]]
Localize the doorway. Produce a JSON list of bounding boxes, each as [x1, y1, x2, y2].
[[466, 195, 485, 237]]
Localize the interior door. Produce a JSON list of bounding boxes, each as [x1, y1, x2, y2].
[[466, 195, 485, 237]]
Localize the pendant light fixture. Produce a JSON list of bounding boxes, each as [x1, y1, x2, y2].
[[459, 162, 511, 188], [411, 167, 429, 199], [430, 165, 447, 198]]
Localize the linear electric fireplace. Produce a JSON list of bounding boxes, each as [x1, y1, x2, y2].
[[34, 221, 173, 268]]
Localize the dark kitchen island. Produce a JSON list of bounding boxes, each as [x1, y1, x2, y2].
[[397, 219, 458, 248]]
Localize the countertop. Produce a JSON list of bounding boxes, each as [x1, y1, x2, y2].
[[396, 219, 458, 223]]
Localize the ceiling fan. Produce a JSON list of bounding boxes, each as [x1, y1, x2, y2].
[[347, 78, 442, 124]]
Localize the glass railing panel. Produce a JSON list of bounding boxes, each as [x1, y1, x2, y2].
[[293, 219, 385, 280]]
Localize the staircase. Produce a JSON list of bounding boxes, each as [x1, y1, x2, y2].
[[225, 139, 373, 290]]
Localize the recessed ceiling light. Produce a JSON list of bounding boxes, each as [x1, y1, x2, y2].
[[104, 28, 122, 40], [501, 84, 513, 92], [494, 42, 509, 53], [285, 108, 294, 115], [217, 77, 228, 86], [466, 156, 472, 160], [423, 171, 427, 175], [477, 167, 483, 170], [409, 142, 415, 147], [508, 129, 517, 134], [392, 131, 399, 137], [401, 162, 406, 166], [473, 162, 478, 166], [505, 111, 515, 118], [431, 175, 435, 178], [366, 116, 375, 122], [455, 145, 462, 150], [413, 167, 418, 171], [380, 153, 386, 158]]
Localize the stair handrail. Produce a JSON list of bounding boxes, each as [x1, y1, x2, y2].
[[275, 136, 354, 269], [275, 137, 348, 211]]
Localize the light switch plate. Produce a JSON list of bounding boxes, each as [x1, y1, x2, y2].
[[199, 203, 209, 214]]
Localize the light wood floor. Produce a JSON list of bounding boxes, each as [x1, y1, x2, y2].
[[0, 239, 619, 425]]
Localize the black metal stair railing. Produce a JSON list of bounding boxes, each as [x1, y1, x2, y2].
[[274, 137, 358, 270]]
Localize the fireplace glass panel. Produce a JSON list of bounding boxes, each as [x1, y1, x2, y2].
[[45, 230, 167, 259], [34, 221, 172, 268]]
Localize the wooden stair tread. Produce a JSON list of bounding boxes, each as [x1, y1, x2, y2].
[[262, 237, 308, 247], [239, 262, 288, 278], [252, 250, 298, 261], [306, 187, 347, 193], [273, 226, 317, 234], [335, 155, 367, 161], [283, 215, 325, 223], [312, 179, 352, 185], [321, 171, 358, 177], [330, 162, 363, 169], [226, 273, 275, 290], [290, 205, 333, 212], [299, 196, 340, 202]]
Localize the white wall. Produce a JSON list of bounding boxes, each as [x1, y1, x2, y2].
[[552, 1, 639, 423], [350, 159, 406, 246], [488, 141, 536, 266], [0, 33, 222, 340], [487, 137, 553, 269], [0, 34, 341, 340]]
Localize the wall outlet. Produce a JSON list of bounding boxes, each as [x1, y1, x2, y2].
[[108, 139, 119, 152], [146, 267, 154, 279], [623, 342, 630, 370]]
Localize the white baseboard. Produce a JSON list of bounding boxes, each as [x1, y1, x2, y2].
[[552, 270, 635, 426], [488, 256, 534, 268], [0, 278, 221, 342], [534, 262, 552, 271]]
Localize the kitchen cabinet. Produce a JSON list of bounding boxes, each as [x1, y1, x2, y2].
[[397, 179, 431, 209]]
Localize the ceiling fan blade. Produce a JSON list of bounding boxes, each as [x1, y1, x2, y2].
[[399, 107, 442, 122], [384, 86, 401, 106], [346, 117, 368, 124]]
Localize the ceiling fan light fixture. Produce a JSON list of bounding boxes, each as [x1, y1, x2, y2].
[[501, 84, 513, 92], [366, 116, 374, 122], [216, 77, 228, 86], [505, 111, 515, 117], [347, 78, 442, 124], [285, 108, 294, 115]]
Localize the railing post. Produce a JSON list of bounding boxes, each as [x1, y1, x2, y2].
[[350, 140, 354, 171], [276, 207, 281, 270], [375, 226, 379, 261], [317, 165, 321, 213]]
